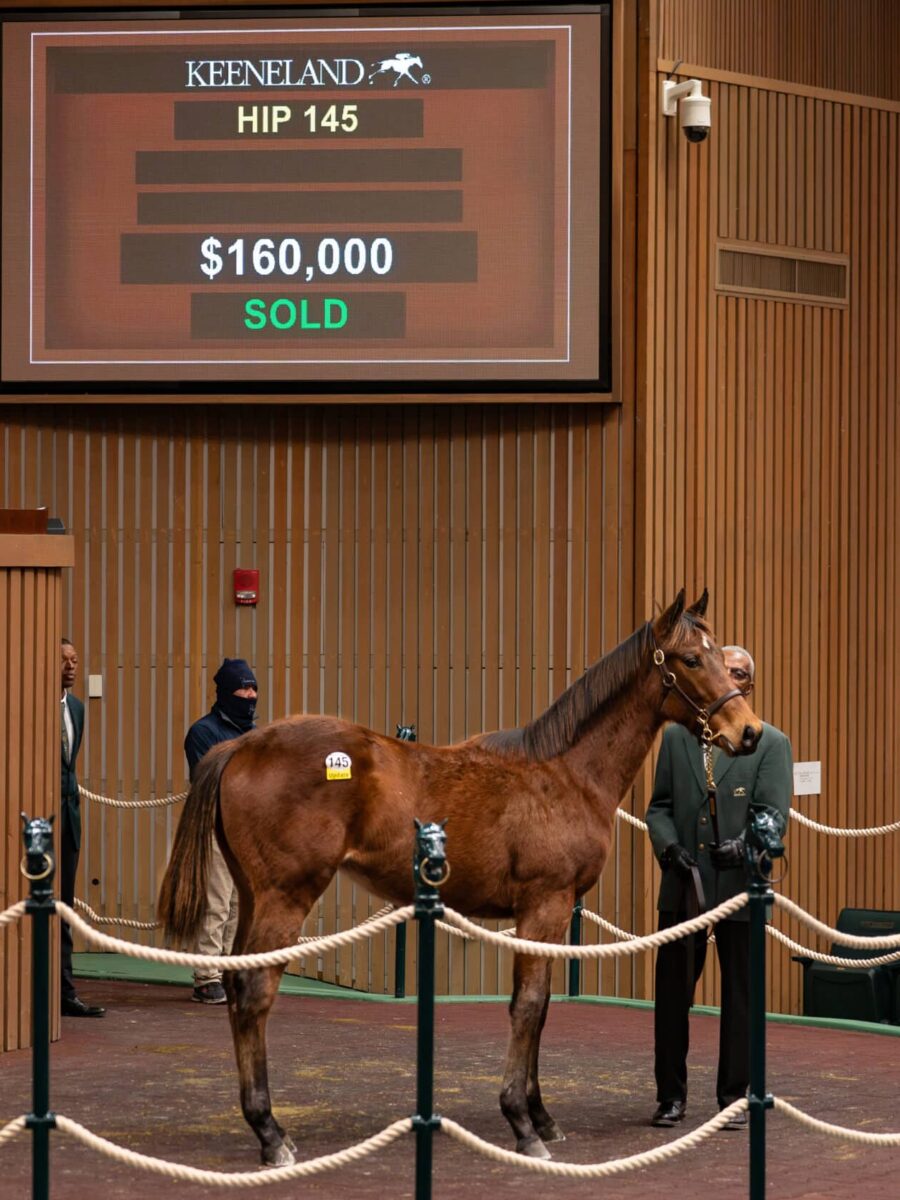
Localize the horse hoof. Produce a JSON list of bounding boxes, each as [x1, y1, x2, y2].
[[516, 1136, 552, 1160], [536, 1122, 566, 1143], [282, 1134, 298, 1155], [261, 1143, 296, 1168]]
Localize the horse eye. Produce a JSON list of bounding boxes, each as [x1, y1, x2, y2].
[[683, 655, 701, 669]]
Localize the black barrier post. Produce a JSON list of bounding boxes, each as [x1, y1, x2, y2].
[[394, 922, 408, 999], [745, 804, 784, 1200], [21, 815, 57, 1200], [393, 725, 417, 1002], [567, 901, 583, 997], [412, 820, 447, 1200]]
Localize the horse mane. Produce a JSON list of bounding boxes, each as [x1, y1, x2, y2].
[[479, 611, 710, 761]]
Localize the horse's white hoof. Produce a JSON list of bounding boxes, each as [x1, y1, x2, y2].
[[282, 1134, 298, 1155], [517, 1136, 552, 1159], [538, 1124, 566, 1143], [261, 1143, 296, 1168]]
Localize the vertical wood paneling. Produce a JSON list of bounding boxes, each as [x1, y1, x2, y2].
[[0, 555, 67, 1050], [645, 62, 900, 1013], [659, 0, 900, 102], [0, 405, 629, 996]]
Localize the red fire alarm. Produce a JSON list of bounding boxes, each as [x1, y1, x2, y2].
[[233, 568, 259, 606]]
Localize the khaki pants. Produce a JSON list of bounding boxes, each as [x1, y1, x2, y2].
[[193, 839, 239, 987]]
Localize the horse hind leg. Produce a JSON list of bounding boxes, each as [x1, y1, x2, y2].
[[225, 896, 312, 1167]]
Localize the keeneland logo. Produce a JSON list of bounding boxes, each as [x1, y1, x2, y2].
[[368, 52, 429, 87], [183, 53, 431, 89]]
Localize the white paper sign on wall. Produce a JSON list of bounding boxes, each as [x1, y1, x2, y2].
[[793, 761, 821, 796]]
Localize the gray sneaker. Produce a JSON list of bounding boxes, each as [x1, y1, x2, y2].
[[192, 982, 227, 1004]]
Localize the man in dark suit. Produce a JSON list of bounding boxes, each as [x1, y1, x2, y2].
[[60, 638, 105, 1017], [646, 645, 791, 1129]]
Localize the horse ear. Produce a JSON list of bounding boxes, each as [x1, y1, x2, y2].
[[688, 588, 709, 618], [655, 589, 686, 639], [414, 818, 423, 831], [439, 819, 448, 830]]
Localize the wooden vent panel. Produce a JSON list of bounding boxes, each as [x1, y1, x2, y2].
[[717, 244, 848, 305]]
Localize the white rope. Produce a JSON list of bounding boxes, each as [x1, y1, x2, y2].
[[765, 924, 900, 967], [615, 804, 900, 838], [774, 895, 900, 950], [78, 785, 187, 809], [439, 895, 748, 959], [788, 809, 900, 837], [615, 809, 649, 832], [51, 1113, 411, 1186], [773, 1099, 900, 1145], [55, 901, 414, 971], [440, 1101, 748, 1177], [74, 898, 160, 930], [579, 908, 639, 942], [0, 901, 27, 928], [297, 903, 394, 942], [0, 1116, 26, 1147]]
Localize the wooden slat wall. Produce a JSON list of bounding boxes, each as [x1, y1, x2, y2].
[[659, 0, 900, 102], [640, 6, 900, 1013], [0, 404, 636, 996], [0, 553, 64, 1050]]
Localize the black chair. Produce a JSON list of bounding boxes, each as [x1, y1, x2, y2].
[[792, 908, 900, 1025]]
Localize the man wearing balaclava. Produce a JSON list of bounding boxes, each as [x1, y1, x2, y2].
[[183, 657, 258, 1003]]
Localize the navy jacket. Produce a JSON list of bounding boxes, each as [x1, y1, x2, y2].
[[184, 706, 253, 780]]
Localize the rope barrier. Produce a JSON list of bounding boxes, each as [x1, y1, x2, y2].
[[74, 898, 160, 930], [614, 805, 900, 839], [80, 782, 900, 835], [50, 1113, 412, 1186], [773, 1099, 900, 1145], [55, 901, 415, 970], [0, 901, 27, 928], [78, 785, 187, 809], [0, 1117, 26, 1148], [765, 924, 900, 967], [787, 809, 900, 837], [774, 895, 900, 950], [579, 908, 639, 942], [440, 1101, 748, 1177], [439, 895, 749, 958]]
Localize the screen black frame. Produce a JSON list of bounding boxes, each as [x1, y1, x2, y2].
[[0, 3, 612, 396]]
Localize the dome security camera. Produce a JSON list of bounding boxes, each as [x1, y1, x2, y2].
[[679, 92, 711, 142], [660, 78, 711, 143]]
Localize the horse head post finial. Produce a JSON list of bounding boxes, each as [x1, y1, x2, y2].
[[412, 820, 449, 913], [20, 812, 56, 901]]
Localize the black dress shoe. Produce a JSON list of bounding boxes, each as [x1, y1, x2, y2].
[[719, 1107, 748, 1130], [651, 1100, 686, 1127], [62, 995, 106, 1018]]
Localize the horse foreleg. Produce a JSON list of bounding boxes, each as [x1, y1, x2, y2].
[[500, 953, 553, 1157], [500, 898, 571, 1157], [526, 981, 565, 1144]]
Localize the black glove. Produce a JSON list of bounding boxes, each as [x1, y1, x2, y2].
[[709, 836, 746, 869], [661, 843, 697, 877]]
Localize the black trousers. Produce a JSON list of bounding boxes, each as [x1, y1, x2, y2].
[[653, 913, 749, 1107], [60, 813, 79, 1001]]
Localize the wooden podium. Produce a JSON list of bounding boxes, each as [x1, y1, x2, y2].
[[0, 510, 74, 1051]]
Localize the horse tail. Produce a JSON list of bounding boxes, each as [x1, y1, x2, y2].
[[157, 741, 238, 944]]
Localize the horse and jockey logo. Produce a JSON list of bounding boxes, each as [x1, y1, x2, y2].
[[368, 52, 430, 87]]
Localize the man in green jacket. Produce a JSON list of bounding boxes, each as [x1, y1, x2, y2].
[[645, 646, 792, 1130]]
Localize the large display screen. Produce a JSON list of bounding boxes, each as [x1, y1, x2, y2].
[[1, 8, 610, 388]]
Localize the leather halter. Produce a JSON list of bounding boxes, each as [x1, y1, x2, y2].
[[651, 638, 744, 746]]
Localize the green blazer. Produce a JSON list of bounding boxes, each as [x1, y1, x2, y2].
[[645, 721, 793, 919], [61, 692, 85, 851]]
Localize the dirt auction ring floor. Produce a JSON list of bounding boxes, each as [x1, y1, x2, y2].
[[1, 978, 898, 1200]]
